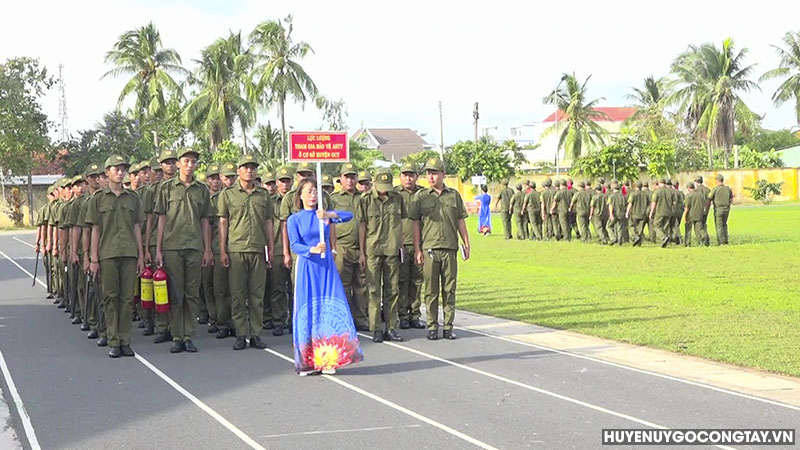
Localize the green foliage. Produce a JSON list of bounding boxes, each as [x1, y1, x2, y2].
[[745, 179, 784, 204], [349, 140, 384, 171], [402, 149, 441, 168], [759, 31, 800, 126], [737, 128, 800, 152], [253, 122, 283, 161], [315, 96, 347, 131], [447, 137, 522, 182], [738, 145, 785, 169], [196, 139, 241, 174], [0, 57, 54, 175], [642, 139, 678, 178], [571, 134, 641, 181]]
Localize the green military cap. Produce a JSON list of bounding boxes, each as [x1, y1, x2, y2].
[[150, 156, 162, 171], [501, 180, 509, 186], [237, 153, 259, 168], [105, 154, 130, 170], [73, 174, 86, 184], [578, 181, 585, 188], [276, 165, 294, 180], [159, 149, 178, 163], [63, 176, 76, 187], [636, 180, 643, 188], [374, 170, 393, 192], [687, 182, 695, 189], [422, 156, 445, 172], [263, 170, 276, 184], [321, 174, 334, 188], [531, 181, 537, 188], [129, 162, 142, 174], [46, 184, 54, 195], [399, 162, 417, 175], [296, 162, 314, 174], [84, 162, 103, 176], [357, 170, 372, 182], [340, 162, 357, 176], [205, 164, 221, 177], [516, 183, 523, 190], [221, 162, 237, 177], [695, 175, 704, 183], [715, 174, 724, 182], [178, 147, 200, 160]]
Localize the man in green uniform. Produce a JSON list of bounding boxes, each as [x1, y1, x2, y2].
[[570, 181, 592, 243], [522, 181, 542, 240], [410, 157, 470, 341], [127, 163, 145, 325], [551, 179, 571, 241], [510, 184, 526, 240], [641, 182, 656, 242], [321, 174, 334, 194], [266, 165, 293, 335], [66, 175, 88, 326], [707, 174, 733, 245], [649, 179, 675, 248], [683, 182, 710, 247], [200, 164, 222, 335], [625, 181, 648, 246], [670, 181, 685, 244], [56, 179, 75, 312], [358, 169, 406, 343], [606, 182, 627, 245], [221, 163, 237, 188], [521, 180, 531, 237], [357, 170, 372, 193], [540, 179, 556, 240], [219, 154, 274, 351], [37, 187, 57, 299], [694, 176, 711, 245], [330, 163, 369, 331], [589, 184, 609, 244], [395, 163, 425, 329], [494, 180, 514, 239], [87, 155, 146, 358], [144, 150, 177, 343], [155, 148, 213, 354], [78, 164, 107, 342]]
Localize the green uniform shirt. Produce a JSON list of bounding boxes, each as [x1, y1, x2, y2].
[[510, 191, 524, 214], [573, 189, 592, 214], [209, 190, 222, 254], [408, 185, 468, 251], [651, 187, 674, 218], [329, 189, 360, 248], [591, 192, 609, 219], [541, 188, 556, 214], [554, 189, 571, 214], [685, 190, 705, 221], [142, 180, 163, 247], [218, 183, 273, 253], [498, 187, 514, 211], [358, 189, 407, 256], [673, 189, 685, 218], [709, 185, 733, 212], [56, 199, 72, 229], [395, 185, 422, 246], [85, 188, 145, 261], [696, 184, 711, 213], [41, 202, 51, 225], [606, 191, 626, 219], [77, 190, 100, 228], [154, 176, 212, 252], [627, 190, 649, 219], [271, 193, 286, 256], [525, 189, 541, 213]]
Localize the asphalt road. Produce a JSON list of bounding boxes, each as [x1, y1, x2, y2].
[[0, 231, 797, 450]]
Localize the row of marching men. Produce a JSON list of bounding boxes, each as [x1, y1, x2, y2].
[[34, 148, 471, 358]]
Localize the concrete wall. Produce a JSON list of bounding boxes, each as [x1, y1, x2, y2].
[[0, 185, 49, 228]]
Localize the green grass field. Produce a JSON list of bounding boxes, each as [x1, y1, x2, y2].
[[457, 205, 800, 376]]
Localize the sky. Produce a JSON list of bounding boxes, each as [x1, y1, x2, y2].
[[2, 0, 800, 147]]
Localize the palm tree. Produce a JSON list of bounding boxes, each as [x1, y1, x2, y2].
[[254, 122, 283, 161], [541, 72, 610, 161], [183, 32, 256, 151], [669, 38, 760, 168], [102, 22, 188, 146], [249, 15, 318, 161], [760, 31, 800, 127]]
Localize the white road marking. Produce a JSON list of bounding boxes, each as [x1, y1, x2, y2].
[[261, 424, 421, 438], [262, 347, 499, 450], [11, 237, 34, 249], [0, 245, 268, 450], [357, 333, 737, 450], [455, 324, 800, 412], [0, 348, 42, 450]]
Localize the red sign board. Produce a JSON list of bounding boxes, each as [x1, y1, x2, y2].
[[288, 131, 349, 162]]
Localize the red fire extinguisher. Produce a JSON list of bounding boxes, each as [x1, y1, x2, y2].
[[140, 265, 154, 310], [153, 266, 169, 313]]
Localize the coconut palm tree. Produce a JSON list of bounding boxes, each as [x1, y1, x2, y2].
[[760, 31, 800, 128], [669, 38, 760, 168], [625, 76, 675, 138], [249, 15, 318, 161], [183, 32, 256, 151], [102, 22, 188, 146], [541, 72, 610, 161], [254, 122, 283, 161]]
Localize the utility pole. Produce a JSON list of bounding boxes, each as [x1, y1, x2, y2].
[[438, 101, 444, 159], [473, 102, 479, 143]]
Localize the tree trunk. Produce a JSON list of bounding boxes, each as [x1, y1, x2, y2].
[[153, 130, 160, 149], [706, 139, 713, 170], [241, 121, 248, 155], [27, 169, 34, 226], [279, 99, 287, 162]]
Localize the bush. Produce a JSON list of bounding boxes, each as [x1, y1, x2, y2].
[[745, 179, 783, 204]]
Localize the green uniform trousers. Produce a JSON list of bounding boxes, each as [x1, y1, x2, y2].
[[335, 246, 368, 329], [228, 252, 266, 338], [654, 215, 671, 244], [67, 262, 82, 319], [607, 218, 627, 244], [629, 217, 647, 244], [86, 269, 99, 331], [268, 263, 289, 327], [213, 254, 232, 330], [670, 216, 683, 243], [714, 209, 730, 245], [150, 246, 170, 334], [576, 213, 591, 242], [200, 265, 216, 325], [163, 249, 201, 342], [558, 213, 571, 241], [366, 254, 400, 332], [422, 249, 458, 331], [684, 220, 709, 246], [543, 214, 555, 240], [398, 245, 422, 322], [99, 257, 136, 347], [647, 217, 657, 242], [500, 212, 512, 239], [76, 262, 86, 322], [592, 217, 608, 244], [521, 213, 530, 239], [527, 211, 543, 240], [513, 213, 527, 240]]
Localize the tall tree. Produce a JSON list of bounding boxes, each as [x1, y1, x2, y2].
[[254, 122, 283, 161], [183, 32, 255, 151], [669, 38, 760, 168], [315, 95, 348, 131], [0, 57, 54, 224], [625, 76, 675, 137], [541, 73, 610, 161], [760, 31, 800, 127], [102, 22, 188, 146], [249, 15, 318, 161]]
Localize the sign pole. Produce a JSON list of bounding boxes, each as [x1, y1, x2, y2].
[[316, 162, 326, 260]]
